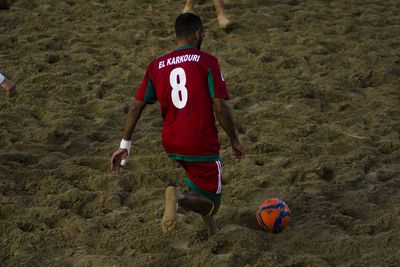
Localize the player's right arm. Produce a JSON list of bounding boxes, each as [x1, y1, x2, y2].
[[111, 100, 146, 174], [122, 100, 146, 141], [111, 62, 157, 174], [212, 98, 245, 160]]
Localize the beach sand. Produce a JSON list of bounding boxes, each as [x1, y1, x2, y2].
[[1, 0, 399, 266]]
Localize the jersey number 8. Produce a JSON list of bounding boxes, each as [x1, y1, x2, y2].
[[170, 67, 188, 109]]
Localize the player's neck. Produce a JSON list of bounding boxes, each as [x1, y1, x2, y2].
[[177, 39, 197, 50]]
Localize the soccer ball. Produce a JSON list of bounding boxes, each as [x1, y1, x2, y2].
[[256, 198, 291, 233]]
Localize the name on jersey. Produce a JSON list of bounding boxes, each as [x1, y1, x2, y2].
[[158, 54, 201, 69]]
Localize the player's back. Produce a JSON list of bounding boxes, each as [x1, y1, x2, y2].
[[136, 46, 229, 162]]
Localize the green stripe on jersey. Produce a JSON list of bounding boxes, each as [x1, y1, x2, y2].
[[168, 153, 220, 162], [144, 76, 157, 104], [184, 177, 221, 201], [207, 68, 215, 97], [175, 45, 195, 50]]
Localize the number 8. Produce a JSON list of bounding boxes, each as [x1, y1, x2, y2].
[[170, 67, 188, 109]]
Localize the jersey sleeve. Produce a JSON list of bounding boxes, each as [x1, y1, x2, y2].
[[207, 58, 229, 100], [135, 63, 157, 104]]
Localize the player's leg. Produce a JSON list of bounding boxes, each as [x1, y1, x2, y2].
[[213, 0, 231, 28], [176, 160, 223, 237], [183, 0, 198, 13], [177, 190, 218, 215], [161, 178, 214, 234], [202, 213, 218, 237], [177, 190, 220, 237]]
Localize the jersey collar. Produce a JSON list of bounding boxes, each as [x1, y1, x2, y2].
[[175, 45, 195, 50]]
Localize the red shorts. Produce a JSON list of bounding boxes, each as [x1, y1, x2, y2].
[[177, 160, 222, 200]]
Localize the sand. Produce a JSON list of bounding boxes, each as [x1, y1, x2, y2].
[[1, 0, 399, 266]]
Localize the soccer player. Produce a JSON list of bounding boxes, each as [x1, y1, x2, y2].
[[0, 72, 16, 97], [183, 0, 231, 29], [110, 13, 244, 238]]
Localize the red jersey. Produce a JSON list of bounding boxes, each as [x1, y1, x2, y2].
[[135, 46, 229, 162]]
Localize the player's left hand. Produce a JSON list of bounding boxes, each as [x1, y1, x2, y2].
[[111, 148, 128, 174], [231, 139, 245, 161]]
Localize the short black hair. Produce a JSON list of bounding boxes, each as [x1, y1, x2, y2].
[[175, 13, 203, 38]]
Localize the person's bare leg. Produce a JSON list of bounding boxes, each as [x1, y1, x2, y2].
[[161, 186, 177, 234], [178, 190, 213, 214], [178, 190, 220, 237], [183, 0, 198, 13], [213, 0, 231, 28], [202, 215, 218, 237]]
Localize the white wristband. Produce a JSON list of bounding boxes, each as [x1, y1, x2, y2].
[[0, 73, 5, 84], [120, 139, 131, 155]]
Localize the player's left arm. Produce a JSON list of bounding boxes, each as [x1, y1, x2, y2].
[[213, 98, 245, 160], [209, 58, 245, 160]]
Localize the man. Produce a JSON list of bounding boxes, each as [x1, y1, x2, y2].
[[183, 0, 231, 29], [0, 72, 16, 97], [111, 13, 244, 238]]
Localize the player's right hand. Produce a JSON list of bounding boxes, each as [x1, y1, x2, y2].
[[2, 79, 16, 97], [111, 148, 128, 174]]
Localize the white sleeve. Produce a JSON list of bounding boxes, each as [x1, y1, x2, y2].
[[0, 73, 5, 84]]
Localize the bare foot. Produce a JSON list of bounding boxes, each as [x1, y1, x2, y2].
[[217, 15, 231, 29], [183, 6, 193, 13], [161, 186, 177, 234]]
